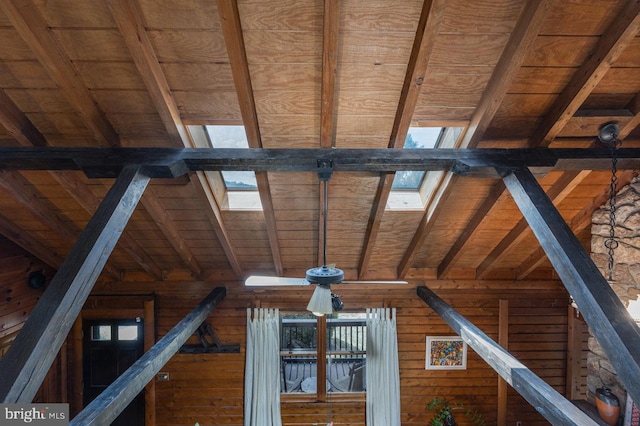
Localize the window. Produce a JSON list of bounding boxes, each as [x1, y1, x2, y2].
[[186, 124, 262, 210], [280, 312, 366, 395], [388, 126, 464, 210]]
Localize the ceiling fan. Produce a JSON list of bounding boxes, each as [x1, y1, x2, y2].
[[244, 160, 408, 315]]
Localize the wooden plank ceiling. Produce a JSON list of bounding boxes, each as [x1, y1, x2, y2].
[[0, 0, 638, 283]]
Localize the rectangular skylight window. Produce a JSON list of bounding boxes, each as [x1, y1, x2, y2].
[[205, 125, 258, 190], [391, 127, 443, 190]]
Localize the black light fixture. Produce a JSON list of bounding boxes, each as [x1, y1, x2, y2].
[[27, 269, 46, 290]]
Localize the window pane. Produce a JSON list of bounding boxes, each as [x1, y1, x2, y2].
[[281, 313, 317, 393], [327, 312, 366, 353], [391, 127, 442, 190], [281, 313, 317, 352], [118, 325, 138, 341], [91, 325, 111, 341], [326, 313, 366, 393], [327, 355, 366, 392], [205, 125, 258, 190]]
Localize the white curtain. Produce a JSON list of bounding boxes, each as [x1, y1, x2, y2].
[[366, 307, 401, 426], [244, 308, 282, 426]]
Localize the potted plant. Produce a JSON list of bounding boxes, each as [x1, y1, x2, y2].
[[427, 398, 486, 426]]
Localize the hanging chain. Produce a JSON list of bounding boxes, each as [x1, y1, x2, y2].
[[603, 137, 621, 280]]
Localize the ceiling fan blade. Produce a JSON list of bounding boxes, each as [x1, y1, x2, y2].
[[340, 280, 408, 285], [245, 276, 310, 286]]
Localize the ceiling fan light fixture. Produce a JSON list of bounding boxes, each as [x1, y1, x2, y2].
[[307, 284, 333, 317]]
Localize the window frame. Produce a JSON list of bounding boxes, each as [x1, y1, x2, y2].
[[185, 124, 262, 210], [279, 311, 367, 402]]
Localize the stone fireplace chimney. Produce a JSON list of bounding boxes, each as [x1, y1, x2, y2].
[[589, 176, 640, 412]]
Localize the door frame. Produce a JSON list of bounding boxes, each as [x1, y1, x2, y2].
[[72, 295, 155, 426]]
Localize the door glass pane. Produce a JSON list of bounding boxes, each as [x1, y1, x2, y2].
[[118, 325, 139, 341], [91, 325, 111, 341]]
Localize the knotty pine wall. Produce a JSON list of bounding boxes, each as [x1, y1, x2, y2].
[[89, 278, 586, 426]]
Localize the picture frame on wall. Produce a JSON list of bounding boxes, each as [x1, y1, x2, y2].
[[426, 336, 467, 370]]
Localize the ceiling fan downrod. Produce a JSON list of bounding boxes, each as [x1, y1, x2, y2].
[[306, 160, 344, 286]]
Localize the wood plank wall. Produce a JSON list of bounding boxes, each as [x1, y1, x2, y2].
[[90, 278, 584, 426], [0, 236, 66, 403]]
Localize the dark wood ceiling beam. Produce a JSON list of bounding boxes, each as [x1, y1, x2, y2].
[[0, 170, 121, 281], [437, 180, 506, 278], [139, 188, 204, 279], [397, 0, 552, 279], [503, 167, 640, 406], [320, 0, 339, 149], [2, 147, 640, 175], [107, 0, 189, 147], [458, 0, 553, 149], [0, 213, 65, 270], [476, 170, 590, 279], [358, 0, 445, 279], [0, 90, 47, 147], [528, 1, 640, 148], [71, 287, 226, 426], [217, 0, 282, 277], [0, 0, 119, 147], [515, 169, 638, 279], [0, 166, 150, 402], [417, 286, 600, 425], [51, 171, 163, 280]]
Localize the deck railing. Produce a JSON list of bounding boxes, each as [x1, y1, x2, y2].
[[280, 318, 366, 393]]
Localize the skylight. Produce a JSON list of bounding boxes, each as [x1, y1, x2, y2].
[[391, 127, 443, 190], [387, 126, 463, 211], [205, 125, 258, 190]]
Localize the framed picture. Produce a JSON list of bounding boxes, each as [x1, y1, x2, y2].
[[426, 336, 467, 370]]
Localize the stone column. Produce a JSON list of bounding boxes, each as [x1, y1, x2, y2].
[[589, 176, 640, 411]]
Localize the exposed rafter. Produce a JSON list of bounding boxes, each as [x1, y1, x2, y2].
[[358, 0, 445, 279], [527, 0, 640, 147], [51, 171, 164, 280], [437, 180, 506, 278], [0, 213, 65, 270], [0, 79, 163, 280], [0, 90, 47, 147], [0, 0, 120, 147], [396, 0, 552, 278], [107, 0, 190, 147], [108, 0, 247, 278], [458, 0, 553, 149], [217, 0, 282, 277], [320, 0, 339, 149], [476, 170, 590, 279], [0, 170, 121, 281], [515, 169, 638, 279], [620, 92, 640, 139], [139, 187, 204, 279]]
